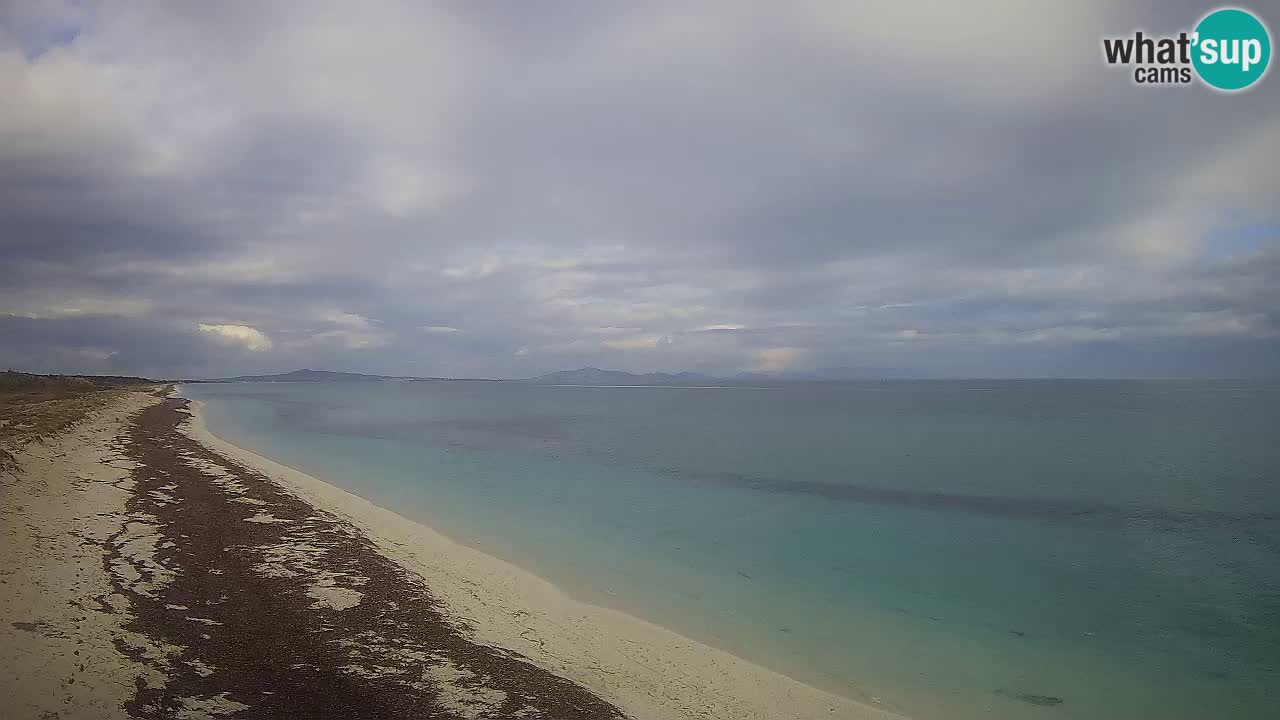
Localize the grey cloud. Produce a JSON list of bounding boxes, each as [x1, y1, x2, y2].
[[0, 2, 1277, 379]]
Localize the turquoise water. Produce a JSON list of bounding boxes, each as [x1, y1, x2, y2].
[[180, 380, 1280, 719]]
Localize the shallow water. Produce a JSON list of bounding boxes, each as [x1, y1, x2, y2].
[[181, 380, 1280, 719]]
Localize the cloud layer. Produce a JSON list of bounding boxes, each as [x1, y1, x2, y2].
[[2, 1, 1277, 378]]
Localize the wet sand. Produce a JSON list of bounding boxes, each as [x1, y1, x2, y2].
[[3, 389, 904, 719]]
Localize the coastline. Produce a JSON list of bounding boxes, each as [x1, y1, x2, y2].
[[183, 395, 905, 720]]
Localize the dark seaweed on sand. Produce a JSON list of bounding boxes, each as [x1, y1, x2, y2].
[[107, 398, 627, 719]]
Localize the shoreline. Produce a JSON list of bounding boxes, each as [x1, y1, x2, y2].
[[183, 395, 905, 720], [104, 394, 632, 718]]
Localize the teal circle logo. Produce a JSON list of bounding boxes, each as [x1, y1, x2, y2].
[[1192, 8, 1271, 91]]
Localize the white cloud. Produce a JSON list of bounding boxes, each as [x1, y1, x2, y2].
[[319, 311, 380, 330], [0, 295, 153, 319], [754, 347, 805, 372], [198, 323, 273, 351], [300, 330, 387, 350], [441, 256, 505, 279], [75, 347, 117, 362], [288, 312, 390, 350]]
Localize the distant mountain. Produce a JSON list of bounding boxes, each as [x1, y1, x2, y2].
[[529, 367, 725, 386], [201, 368, 443, 383]]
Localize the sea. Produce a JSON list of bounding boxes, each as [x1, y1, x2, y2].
[[179, 379, 1280, 720]]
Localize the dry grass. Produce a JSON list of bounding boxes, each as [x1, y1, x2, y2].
[[0, 372, 162, 473]]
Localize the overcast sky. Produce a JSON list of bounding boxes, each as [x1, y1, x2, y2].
[[2, 1, 1278, 379]]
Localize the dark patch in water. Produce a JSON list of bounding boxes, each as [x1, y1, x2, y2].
[[1016, 693, 1064, 707], [996, 689, 1063, 707], [202, 381, 1280, 532], [683, 469, 1280, 528]]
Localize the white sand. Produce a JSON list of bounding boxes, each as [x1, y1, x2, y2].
[[183, 400, 905, 720], [0, 390, 168, 719]]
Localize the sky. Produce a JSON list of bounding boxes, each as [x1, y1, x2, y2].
[[1, 1, 1278, 379]]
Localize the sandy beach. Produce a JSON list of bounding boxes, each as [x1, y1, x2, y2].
[[1, 388, 166, 719], [3, 387, 903, 719]]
